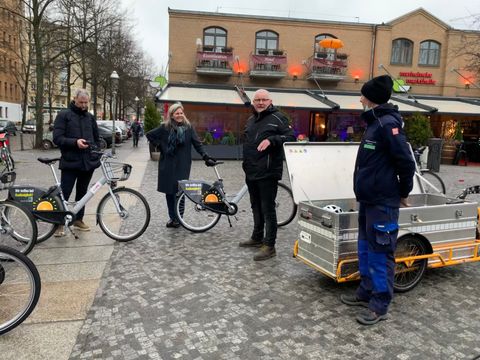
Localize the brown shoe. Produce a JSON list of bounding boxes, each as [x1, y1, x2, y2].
[[54, 226, 65, 237], [239, 239, 263, 248], [73, 220, 90, 232], [253, 245, 276, 261]]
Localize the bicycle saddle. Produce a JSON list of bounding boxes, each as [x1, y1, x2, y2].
[[37, 157, 61, 164]]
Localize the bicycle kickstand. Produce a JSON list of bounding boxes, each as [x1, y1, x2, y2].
[[65, 221, 79, 240], [227, 215, 233, 227]]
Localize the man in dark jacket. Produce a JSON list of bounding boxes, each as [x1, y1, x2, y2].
[[53, 89, 101, 235], [340, 75, 416, 325], [239, 89, 295, 261]]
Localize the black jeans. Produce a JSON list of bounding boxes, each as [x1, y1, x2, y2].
[[60, 168, 95, 221], [132, 134, 139, 147], [246, 178, 278, 247], [165, 193, 184, 222]]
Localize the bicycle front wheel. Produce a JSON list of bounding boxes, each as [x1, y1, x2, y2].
[[0, 245, 41, 335], [418, 170, 446, 195], [276, 182, 298, 227], [175, 191, 221, 233], [97, 187, 151, 242], [0, 201, 37, 255]]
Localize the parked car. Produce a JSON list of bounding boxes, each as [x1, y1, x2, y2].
[[97, 120, 127, 141], [0, 120, 17, 136], [22, 120, 36, 133], [97, 125, 121, 145], [42, 126, 115, 150]]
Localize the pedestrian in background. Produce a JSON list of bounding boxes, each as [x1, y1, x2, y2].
[[146, 102, 216, 228], [53, 89, 101, 235], [239, 89, 295, 261], [340, 75, 416, 325], [131, 119, 141, 147]]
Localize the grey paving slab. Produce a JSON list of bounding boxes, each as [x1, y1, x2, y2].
[[28, 246, 114, 265], [0, 321, 83, 360], [36, 261, 108, 282]]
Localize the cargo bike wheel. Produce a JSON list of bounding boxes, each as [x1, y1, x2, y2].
[[393, 235, 428, 292]]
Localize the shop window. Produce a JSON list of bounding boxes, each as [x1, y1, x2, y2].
[[315, 33, 336, 61], [391, 38, 413, 65], [419, 40, 440, 66], [255, 30, 278, 55], [203, 27, 227, 53]]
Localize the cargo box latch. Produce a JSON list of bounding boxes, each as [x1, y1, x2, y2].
[[300, 210, 312, 220], [321, 214, 333, 228]]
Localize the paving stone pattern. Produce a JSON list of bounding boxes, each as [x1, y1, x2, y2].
[[69, 159, 480, 360]]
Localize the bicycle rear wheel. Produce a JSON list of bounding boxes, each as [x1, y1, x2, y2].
[[35, 220, 57, 244], [418, 170, 446, 195], [276, 182, 297, 227], [0, 245, 41, 335], [0, 201, 37, 255], [175, 191, 221, 233], [97, 187, 151, 242]]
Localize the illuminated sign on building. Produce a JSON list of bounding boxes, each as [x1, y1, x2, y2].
[[399, 71, 436, 85]]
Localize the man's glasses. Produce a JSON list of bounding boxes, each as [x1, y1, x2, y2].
[[253, 98, 271, 103]]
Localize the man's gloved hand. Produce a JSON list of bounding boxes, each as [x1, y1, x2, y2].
[[203, 154, 217, 167]]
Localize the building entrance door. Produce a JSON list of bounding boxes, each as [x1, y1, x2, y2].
[[309, 112, 327, 141]]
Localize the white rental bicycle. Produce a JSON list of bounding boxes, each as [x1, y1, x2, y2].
[[8, 149, 151, 244], [175, 161, 297, 233]]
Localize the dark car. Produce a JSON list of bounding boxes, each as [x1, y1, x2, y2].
[[0, 120, 17, 136], [98, 125, 121, 147]]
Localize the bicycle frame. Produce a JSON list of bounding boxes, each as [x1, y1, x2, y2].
[[44, 154, 124, 220]]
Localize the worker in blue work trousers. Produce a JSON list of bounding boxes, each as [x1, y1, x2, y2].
[[340, 75, 416, 325]]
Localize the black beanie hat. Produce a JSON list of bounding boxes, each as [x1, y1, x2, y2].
[[361, 75, 393, 105]]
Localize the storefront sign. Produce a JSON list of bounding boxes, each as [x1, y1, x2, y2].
[[399, 71, 436, 85], [197, 52, 233, 61]]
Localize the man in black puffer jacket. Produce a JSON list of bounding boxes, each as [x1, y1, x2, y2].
[[340, 76, 415, 325], [53, 89, 101, 235], [239, 89, 295, 261]]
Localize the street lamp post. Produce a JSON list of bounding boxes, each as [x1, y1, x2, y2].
[[110, 70, 119, 155], [134, 96, 140, 122]]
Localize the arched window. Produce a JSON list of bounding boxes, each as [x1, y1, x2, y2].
[[419, 40, 440, 66], [203, 27, 227, 52], [255, 30, 278, 55], [315, 33, 337, 60], [390, 38, 413, 65]]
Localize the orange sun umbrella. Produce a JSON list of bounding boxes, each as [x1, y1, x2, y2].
[[319, 38, 344, 49]]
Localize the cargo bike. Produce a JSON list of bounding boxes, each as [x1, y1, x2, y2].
[[285, 143, 480, 292]]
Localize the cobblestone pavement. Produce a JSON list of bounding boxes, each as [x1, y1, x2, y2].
[[65, 152, 480, 359]]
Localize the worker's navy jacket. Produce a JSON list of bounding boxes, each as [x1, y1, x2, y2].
[[353, 104, 416, 207]]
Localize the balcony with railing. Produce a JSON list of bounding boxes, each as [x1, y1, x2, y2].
[[249, 50, 287, 79], [305, 52, 348, 82], [196, 46, 234, 76]]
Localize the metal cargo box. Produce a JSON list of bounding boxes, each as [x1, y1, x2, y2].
[[284, 143, 479, 288]]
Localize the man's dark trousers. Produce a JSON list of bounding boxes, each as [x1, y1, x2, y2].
[[60, 169, 95, 221], [246, 178, 278, 246]]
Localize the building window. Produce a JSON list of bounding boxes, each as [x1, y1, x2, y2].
[[0, 107, 2, 118], [419, 40, 440, 66], [391, 38, 413, 65], [203, 27, 227, 52], [255, 30, 278, 55], [315, 33, 337, 60]]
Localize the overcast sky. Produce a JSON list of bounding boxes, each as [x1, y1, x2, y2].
[[119, 0, 479, 76]]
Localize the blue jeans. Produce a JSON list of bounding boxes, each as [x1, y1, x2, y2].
[[246, 178, 278, 247], [355, 203, 399, 315]]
